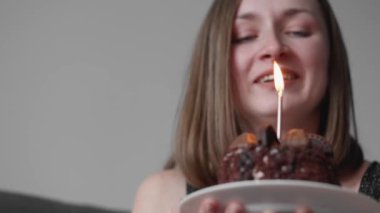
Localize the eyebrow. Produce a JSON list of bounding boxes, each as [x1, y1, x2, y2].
[[236, 8, 315, 21], [236, 13, 256, 21], [283, 8, 315, 18]]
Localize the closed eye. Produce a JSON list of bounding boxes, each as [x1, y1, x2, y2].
[[286, 31, 311, 38], [232, 35, 257, 45]]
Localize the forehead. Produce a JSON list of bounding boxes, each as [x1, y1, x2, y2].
[[236, 0, 322, 19]]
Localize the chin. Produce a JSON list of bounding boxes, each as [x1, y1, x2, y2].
[[243, 108, 278, 125], [252, 104, 278, 117]]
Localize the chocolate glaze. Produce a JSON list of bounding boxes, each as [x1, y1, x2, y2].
[[217, 127, 339, 185]]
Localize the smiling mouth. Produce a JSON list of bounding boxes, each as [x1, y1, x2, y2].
[[256, 73, 298, 84]]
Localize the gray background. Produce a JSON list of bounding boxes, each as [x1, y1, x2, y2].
[[0, 0, 378, 210]]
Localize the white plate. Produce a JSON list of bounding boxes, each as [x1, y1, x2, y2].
[[180, 180, 380, 213]]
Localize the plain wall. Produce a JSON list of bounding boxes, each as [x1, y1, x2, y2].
[[0, 0, 378, 210]]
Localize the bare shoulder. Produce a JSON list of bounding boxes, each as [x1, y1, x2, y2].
[[132, 169, 186, 213]]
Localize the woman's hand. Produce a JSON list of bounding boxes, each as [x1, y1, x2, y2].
[[198, 198, 313, 213], [262, 206, 313, 213], [198, 198, 245, 213], [293, 206, 313, 213]]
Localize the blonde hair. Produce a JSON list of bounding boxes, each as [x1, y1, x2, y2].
[[318, 0, 363, 170], [166, 0, 362, 188]]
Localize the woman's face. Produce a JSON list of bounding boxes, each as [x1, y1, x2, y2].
[[231, 0, 329, 129]]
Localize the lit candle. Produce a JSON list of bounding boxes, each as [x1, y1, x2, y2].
[[273, 61, 284, 139]]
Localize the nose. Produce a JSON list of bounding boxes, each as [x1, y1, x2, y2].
[[258, 32, 288, 60]]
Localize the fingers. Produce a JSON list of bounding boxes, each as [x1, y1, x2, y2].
[[225, 201, 245, 213], [295, 206, 313, 213], [199, 198, 219, 213], [262, 206, 313, 213], [198, 198, 245, 213], [262, 210, 276, 213], [199, 201, 310, 213]]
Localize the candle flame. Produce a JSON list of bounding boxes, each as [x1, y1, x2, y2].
[[273, 61, 284, 95]]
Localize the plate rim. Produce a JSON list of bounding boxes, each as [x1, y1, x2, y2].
[[181, 180, 346, 204], [180, 180, 380, 213]]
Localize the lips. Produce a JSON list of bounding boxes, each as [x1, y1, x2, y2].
[[254, 69, 299, 84]]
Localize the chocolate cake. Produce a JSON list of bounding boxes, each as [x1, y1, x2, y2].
[[217, 126, 339, 185]]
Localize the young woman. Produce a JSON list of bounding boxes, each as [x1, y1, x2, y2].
[[133, 0, 380, 212]]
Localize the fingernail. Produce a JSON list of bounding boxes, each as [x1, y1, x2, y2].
[[202, 198, 218, 212], [296, 206, 313, 213], [226, 202, 244, 213], [206, 202, 217, 212]]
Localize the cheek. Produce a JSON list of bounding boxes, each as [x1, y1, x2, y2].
[[309, 44, 329, 92], [301, 37, 329, 70], [310, 50, 328, 72], [230, 48, 255, 99], [231, 49, 252, 109], [306, 44, 329, 107], [231, 47, 255, 76], [295, 37, 329, 89]]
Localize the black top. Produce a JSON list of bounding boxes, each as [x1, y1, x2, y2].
[[186, 161, 380, 201], [359, 161, 380, 201]]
